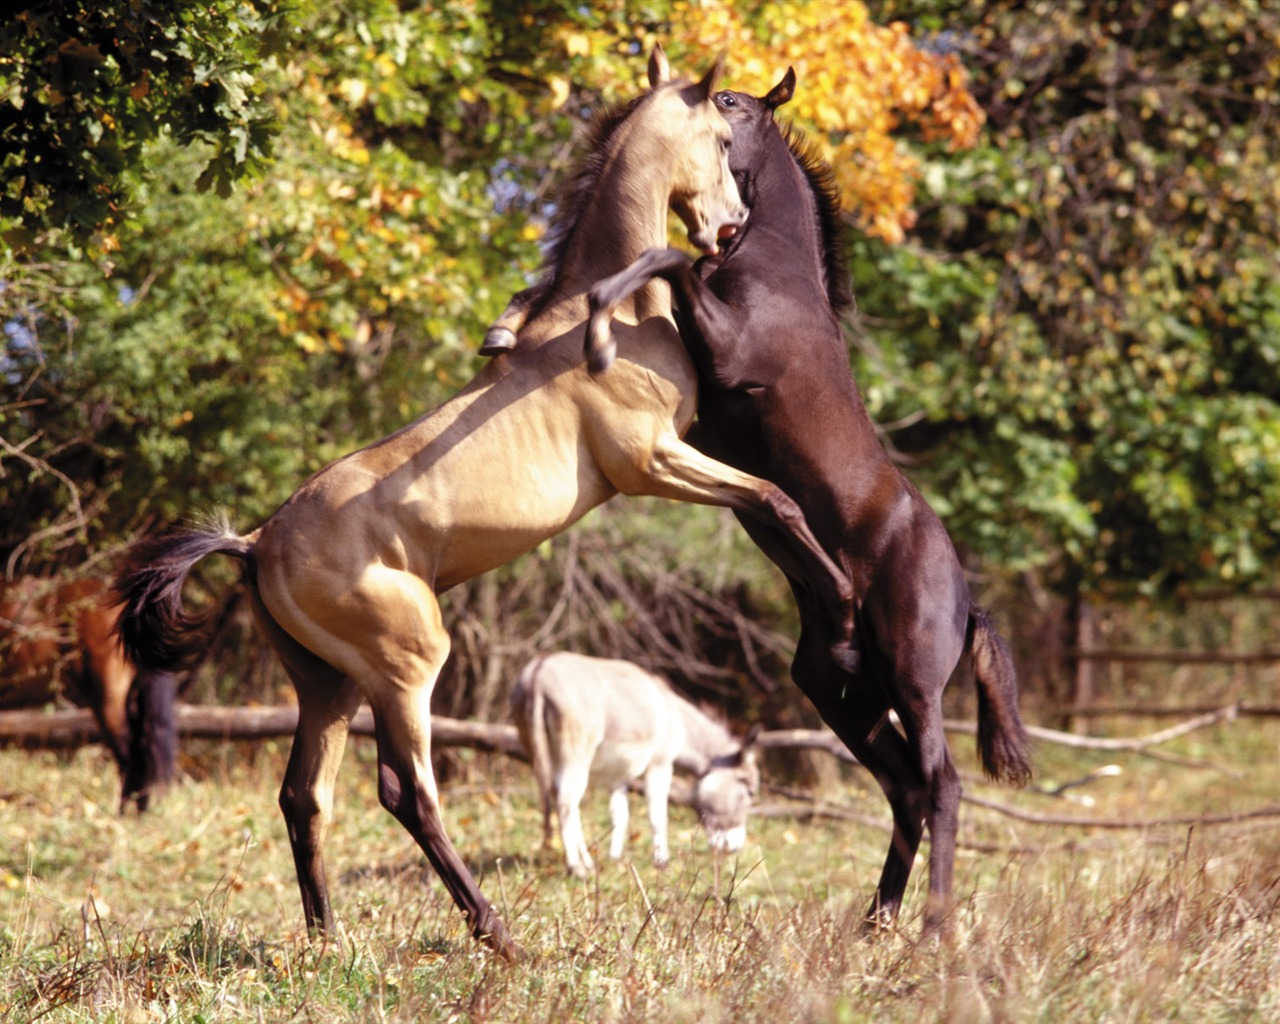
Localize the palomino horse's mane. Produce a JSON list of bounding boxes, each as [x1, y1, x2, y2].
[[510, 90, 651, 323], [778, 121, 854, 316]]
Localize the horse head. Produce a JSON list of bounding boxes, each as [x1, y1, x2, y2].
[[711, 67, 797, 206], [645, 45, 747, 254]]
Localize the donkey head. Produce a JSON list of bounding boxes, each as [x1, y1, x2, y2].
[[692, 724, 761, 853]]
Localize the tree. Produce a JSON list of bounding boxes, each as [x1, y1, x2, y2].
[[2, 0, 968, 576], [1, 0, 284, 251], [848, 0, 1280, 597]]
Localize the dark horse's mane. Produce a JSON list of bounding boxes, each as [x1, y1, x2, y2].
[[510, 91, 650, 323], [778, 121, 854, 316]]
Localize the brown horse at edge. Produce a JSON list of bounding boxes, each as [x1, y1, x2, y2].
[[1, 576, 176, 811]]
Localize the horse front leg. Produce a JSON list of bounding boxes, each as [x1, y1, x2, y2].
[[609, 434, 854, 669], [586, 248, 699, 373]]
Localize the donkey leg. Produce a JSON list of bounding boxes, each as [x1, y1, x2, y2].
[[643, 759, 674, 868], [555, 760, 595, 877], [607, 787, 630, 860]]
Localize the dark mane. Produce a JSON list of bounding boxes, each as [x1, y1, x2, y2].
[[509, 91, 650, 322], [779, 121, 853, 314]]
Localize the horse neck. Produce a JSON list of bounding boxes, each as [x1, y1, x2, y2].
[[549, 120, 674, 317], [746, 135, 829, 294], [670, 697, 737, 774]]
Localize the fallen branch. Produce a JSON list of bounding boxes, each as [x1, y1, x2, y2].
[[961, 792, 1280, 830], [1, 704, 1254, 764], [0, 704, 525, 760], [943, 705, 1239, 752]]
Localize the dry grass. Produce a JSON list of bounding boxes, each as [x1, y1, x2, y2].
[[2, 723, 1278, 1022]]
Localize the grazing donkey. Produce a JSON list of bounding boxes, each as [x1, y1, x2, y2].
[[510, 652, 760, 876]]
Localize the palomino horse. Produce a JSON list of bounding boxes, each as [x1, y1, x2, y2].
[[581, 71, 1033, 933], [113, 48, 852, 959], [0, 576, 176, 811], [510, 652, 759, 876]]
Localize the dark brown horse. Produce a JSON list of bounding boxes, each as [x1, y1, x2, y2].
[[583, 70, 1032, 934], [113, 48, 852, 960], [1, 576, 176, 811]]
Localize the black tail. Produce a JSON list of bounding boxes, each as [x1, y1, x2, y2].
[[113, 515, 252, 673], [968, 607, 1033, 786]]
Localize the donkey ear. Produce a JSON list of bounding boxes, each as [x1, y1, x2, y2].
[[694, 52, 726, 101], [648, 44, 670, 88], [764, 67, 797, 111]]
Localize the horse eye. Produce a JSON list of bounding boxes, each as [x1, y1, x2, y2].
[[718, 92, 737, 108]]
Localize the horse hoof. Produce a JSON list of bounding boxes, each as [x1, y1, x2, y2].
[[831, 640, 861, 674], [480, 326, 517, 355], [587, 342, 617, 376]]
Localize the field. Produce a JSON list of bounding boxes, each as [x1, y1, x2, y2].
[[2, 718, 1278, 1023]]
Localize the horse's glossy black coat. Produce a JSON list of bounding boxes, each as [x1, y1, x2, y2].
[[587, 71, 1032, 931]]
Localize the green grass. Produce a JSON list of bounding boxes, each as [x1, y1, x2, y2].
[[2, 725, 1278, 1022]]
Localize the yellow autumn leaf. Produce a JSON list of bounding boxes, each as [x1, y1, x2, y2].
[[548, 74, 570, 108], [564, 31, 591, 58]]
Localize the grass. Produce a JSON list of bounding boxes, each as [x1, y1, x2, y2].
[[2, 723, 1278, 1022]]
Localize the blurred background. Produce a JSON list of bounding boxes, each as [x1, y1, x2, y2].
[[3, 0, 1278, 748]]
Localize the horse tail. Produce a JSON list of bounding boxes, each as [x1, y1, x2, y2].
[[513, 656, 556, 841], [967, 607, 1033, 786], [113, 514, 253, 673]]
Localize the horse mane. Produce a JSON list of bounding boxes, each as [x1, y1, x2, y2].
[[508, 91, 651, 322], [779, 121, 854, 315]]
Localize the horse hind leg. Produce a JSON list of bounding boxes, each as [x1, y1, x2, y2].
[[250, 585, 362, 933], [358, 582, 520, 958], [789, 629, 930, 932]]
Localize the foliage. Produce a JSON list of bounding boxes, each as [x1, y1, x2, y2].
[[0, 0, 972, 579], [665, 0, 984, 242], [1, 0, 285, 252], [3, 0, 1280, 651], [854, 0, 1280, 594]]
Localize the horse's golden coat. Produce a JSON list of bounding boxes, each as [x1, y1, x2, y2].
[[116, 48, 850, 959]]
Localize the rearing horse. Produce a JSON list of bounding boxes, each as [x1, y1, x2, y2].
[[113, 48, 852, 959], [583, 70, 1032, 933]]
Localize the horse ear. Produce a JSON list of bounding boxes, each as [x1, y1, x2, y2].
[[764, 67, 796, 111], [741, 723, 762, 753], [648, 44, 670, 88], [694, 52, 726, 101]]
